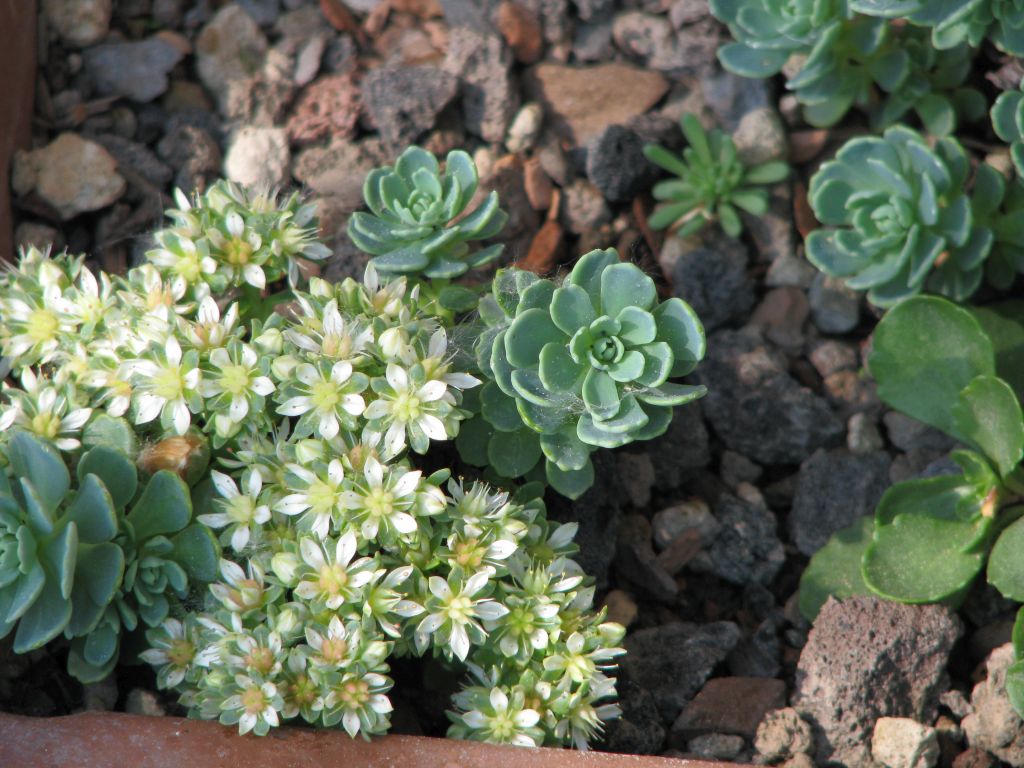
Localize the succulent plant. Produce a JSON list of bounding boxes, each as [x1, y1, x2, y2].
[[644, 114, 789, 238], [710, 0, 851, 78], [992, 82, 1024, 177], [465, 249, 706, 498], [806, 125, 984, 307], [852, 0, 1024, 55], [347, 146, 508, 279], [964, 163, 1024, 291], [0, 432, 123, 654], [800, 297, 1024, 630]]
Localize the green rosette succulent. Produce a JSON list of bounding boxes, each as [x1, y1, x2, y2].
[[464, 250, 706, 499], [66, 446, 218, 682], [0, 432, 123, 654], [348, 146, 508, 279], [964, 163, 1024, 291], [853, 0, 1024, 55], [806, 126, 985, 306], [709, 0, 852, 78], [992, 84, 1024, 177], [644, 114, 789, 238]]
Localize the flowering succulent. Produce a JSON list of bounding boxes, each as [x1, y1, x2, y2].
[[992, 81, 1024, 176], [806, 126, 983, 306], [347, 146, 508, 279], [148, 182, 330, 299], [644, 114, 789, 238], [461, 249, 706, 499]]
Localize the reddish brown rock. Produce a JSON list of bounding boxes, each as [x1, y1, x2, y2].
[[524, 63, 669, 145], [672, 677, 787, 744], [524, 157, 554, 210], [497, 1, 543, 64], [287, 74, 361, 145]]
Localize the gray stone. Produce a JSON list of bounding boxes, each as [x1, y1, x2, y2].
[[615, 515, 677, 602], [125, 688, 166, 717], [573, 0, 613, 21], [728, 615, 782, 678], [239, 0, 280, 25], [746, 188, 796, 266], [444, 27, 517, 143], [573, 19, 615, 61], [700, 68, 771, 131], [962, 644, 1024, 767], [622, 621, 742, 721], [809, 340, 858, 378], [82, 676, 118, 711], [848, 412, 886, 454], [42, 0, 112, 47], [794, 597, 962, 767], [157, 124, 222, 193], [562, 179, 611, 234], [695, 330, 844, 465], [586, 124, 658, 202], [790, 448, 891, 556], [93, 135, 173, 187], [646, 402, 711, 489], [872, 718, 940, 768], [83, 36, 185, 103], [195, 4, 269, 115], [809, 273, 861, 334], [361, 66, 460, 152], [688, 733, 745, 760], [693, 493, 785, 586], [720, 450, 762, 489], [293, 137, 388, 211], [733, 106, 788, 166], [651, 499, 717, 552], [612, 11, 719, 75], [755, 708, 815, 763], [224, 127, 290, 188], [766, 252, 817, 288], [670, 231, 754, 332], [883, 412, 958, 453], [616, 452, 655, 508]]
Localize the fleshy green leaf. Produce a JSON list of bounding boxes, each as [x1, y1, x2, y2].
[[505, 308, 565, 369], [170, 524, 219, 583], [12, 575, 72, 653], [798, 515, 875, 622], [545, 459, 595, 500], [952, 375, 1024, 478], [487, 428, 543, 478], [77, 447, 138, 511], [870, 296, 994, 441], [600, 263, 657, 316], [127, 471, 192, 543], [8, 433, 69, 514], [988, 513, 1024, 602]]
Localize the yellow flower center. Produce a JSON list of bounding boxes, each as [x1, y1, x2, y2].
[[306, 480, 339, 515], [310, 380, 340, 411], [27, 309, 59, 343], [453, 539, 484, 569], [320, 637, 349, 664], [322, 333, 353, 360], [289, 674, 317, 705], [30, 411, 60, 438], [391, 392, 420, 423], [167, 638, 195, 667], [318, 564, 349, 596], [447, 595, 473, 622], [225, 237, 253, 266], [338, 679, 369, 707], [240, 685, 268, 714], [365, 487, 394, 519], [245, 647, 276, 675], [220, 364, 251, 395]]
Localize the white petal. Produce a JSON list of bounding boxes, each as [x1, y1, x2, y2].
[[341, 393, 365, 416], [211, 470, 239, 499], [473, 601, 509, 620], [231, 526, 251, 551], [330, 360, 353, 383], [336, 530, 357, 565], [391, 512, 417, 534], [450, 625, 470, 661], [418, 613, 445, 634], [243, 264, 266, 289], [418, 414, 447, 441], [417, 380, 446, 402], [171, 400, 191, 434], [318, 412, 339, 440], [428, 576, 452, 600], [363, 457, 384, 489], [251, 376, 275, 396], [393, 470, 421, 498], [134, 393, 164, 424], [300, 538, 327, 569], [489, 687, 509, 713], [385, 364, 407, 391], [277, 396, 312, 416]]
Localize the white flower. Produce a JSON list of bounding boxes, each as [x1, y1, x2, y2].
[[221, 674, 282, 736], [293, 531, 374, 610], [127, 336, 202, 435], [1, 281, 78, 365], [458, 687, 541, 747], [362, 364, 449, 455], [200, 341, 274, 425], [417, 567, 508, 661], [0, 368, 92, 451], [347, 456, 421, 541], [276, 361, 367, 440], [274, 459, 359, 539], [198, 469, 271, 551]]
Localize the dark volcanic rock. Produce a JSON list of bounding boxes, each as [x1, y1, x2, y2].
[[694, 493, 785, 586], [695, 330, 844, 465], [443, 26, 518, 142], [361, 66, 459, 152], [670, 231, 754, 332], [585, 124, 658, 202], [83, 35, 185, 103], [646, 402, 711, 490], [603, 679, 667, 754], [794, 597, 962, 767], [622, 621, 742, 722], [789, 448, 891, 556]]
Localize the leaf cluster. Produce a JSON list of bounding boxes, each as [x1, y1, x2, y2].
[[643, 114, 789, 238], [801, 298, 1024, 642]]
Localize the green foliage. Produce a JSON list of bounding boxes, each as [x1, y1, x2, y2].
[[644, 114, 789, 238], [806, 126, 985, 307], [459, 249, 706, 499], [348, 146, 508, 279], [992, 84, 1024, 178], [0, 430, 216, 681], [803, 297, 1024, 620], [853, 0, 1024, 55]]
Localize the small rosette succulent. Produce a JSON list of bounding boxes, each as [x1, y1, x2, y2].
[[992, 82, 1024, 177], [469, 249, 706, 498], [710, 0, 852, 78], [348, 146, 508, 279], [644, 114, 789, 238], [806, 126, 985, 306], [853, 0, 1024, 55], [0, 432, 123, 654]]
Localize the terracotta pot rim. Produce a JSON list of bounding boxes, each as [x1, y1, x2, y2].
[[0, 711, 738, 768]]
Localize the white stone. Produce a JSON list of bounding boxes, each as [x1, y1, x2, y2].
[[13, 133, 125, 220], [42, 0, 112, 47], [195, 4, 269, 113], [872, 717, 939, 768], [224, 127, 290, 189]]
